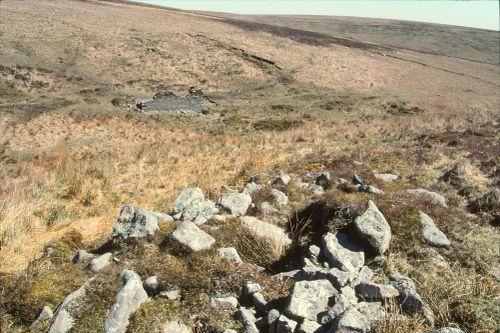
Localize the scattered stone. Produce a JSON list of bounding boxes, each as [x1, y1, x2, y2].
[[181, 197, 218, 225], [172, 187, 205, 218], [159, 287, 181, 300], [351, 266, 373, 288], [310, 184, 325, 195], [72, 249, 95, 264], [286, 279, 336, 321], [111, 205, 162, 240], [271, 189, 289, 206], [218, 192, 252, 216], [273, 174, 291, 186], [430, 328, 465, 333], [407, 189, 447, 207], [326, 268, 357, 289], [32, 305, 53, 326], [389, 275, 434, 325], [87, 252, 113, 272], [162, 321, 192, 333], [297, 319, 323, 333], [354, 200, 391, 254], [358, 184, 385, 195], [217, 247, 243, 263], [276, 314, 297, 333], [244, 282, 263, 295], [428, 249, 450, 269], [104, 270, 149, 333], [252, 292, 267, 312], [355, 282, 399, 302], [171, 221, 215, 252], [238, 307, 259, 333], [419, 211, 451, 247], [331, 307, 370, 333], [241, 216, 292, 248], [143, 276, 158, 293], [321, 286, 357, 324], [210, 296, 238, 310], [267, 309, 280, 333], [374, 173, 398, 182], [242, 182, 262, 195], [48, 278, 95, 333], [322, 232, 364, 272], [352, 173, 364, 185]]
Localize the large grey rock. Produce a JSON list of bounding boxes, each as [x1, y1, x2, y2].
[[322, 232, 364, 272], [355, 282, 399, 302], [286, 279, 336, 321], [87, 252, 113, 272], [217, 247, 243, 264], [241, 216, 292, 248], [271, 189, 289, 206], [238, 307, 259, 333], [104, 270, 149, 333], [48, 278, 95, 333], [112, 205, 162, 240], [276, 314, 297, 333], [218, 192, 252, 216], [354, 201, 391, 254], [162, 321, 192, 333], [420, 211, 451, 247], [171, 221, 215, 252], [32, 305, 53, 327], [331, 308, 370, 333], [407, 189, 447, 207], [172, 187, 204, 218], [210, 296, 238, 310], [374, 173, 398, 182], [72, 249, 95, 264]]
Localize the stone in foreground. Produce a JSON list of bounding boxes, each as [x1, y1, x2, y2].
[[322, 232, 364, 272], [171, 221, 215, 251], [354, 200, 391, 254], [104, 270, 149, 333], [419, 211, 451, 248], [286, 279, 336, 321]]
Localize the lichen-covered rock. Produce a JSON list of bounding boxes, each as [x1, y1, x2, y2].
[[286, 279, 336, 321], [322, 232, 364, 272], [210, 296, 238, 310], [159, 287, 181, 300], [297, 319, 323, 333], [171, 221, 215, 251], [241, 216, 292, 248], [358, 184, 385, 195], [104, 270, 149, 333], [354, 201, 391, 254], [407, 189, 447, 207], [419, 211, 451, 247], [218, 192, 252, 216], [244, 282, 262, 295], [32, 305, 53, 327], [238, 307, 259, 333], [389, 275, 434, 325], [242, 182, 262, 195], [355, 282, 399, 302], [143, 276, 158, 294], [321, 286, 358, 325], [111, 205, 162, 240], [87, 252, 113, 272], [181, 197, 218, 225], [217, 247, 243, 263], [172, 187, 204, 218]]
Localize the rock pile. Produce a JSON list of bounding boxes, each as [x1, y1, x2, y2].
[[36, 170, 455, 332]]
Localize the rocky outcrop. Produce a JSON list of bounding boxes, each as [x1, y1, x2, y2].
[[104, 270, 149, 333], [172, 187, 217, 224]]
